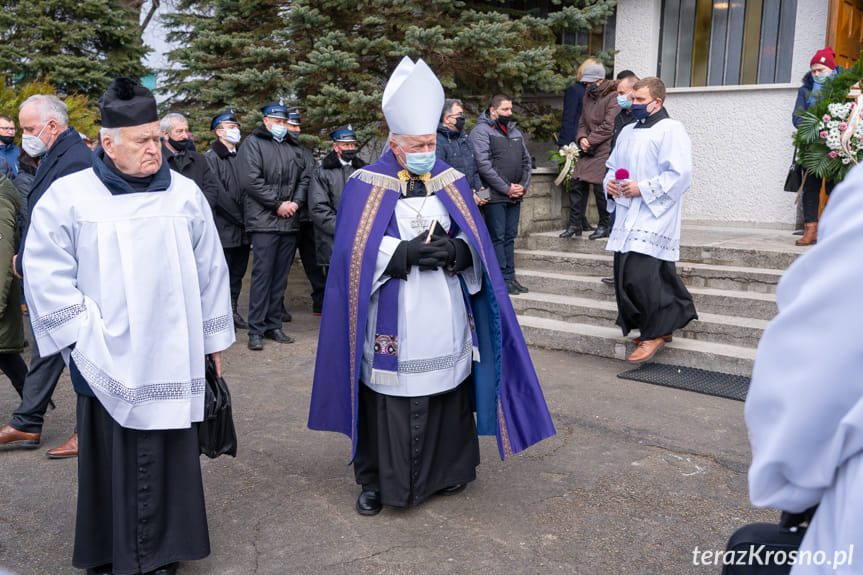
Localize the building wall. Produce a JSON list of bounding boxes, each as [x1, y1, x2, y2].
[[614, 0, 829, 227]]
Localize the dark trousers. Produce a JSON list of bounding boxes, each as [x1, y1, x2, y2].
[[801, 174, 835, 223], [0, 352, 28, 399], [10, 336, 66, 433], [223, 244, 250, 304], [248, 232, 297, 336], [484, 201, 521, 282], [296, 221, 326, 312], [569, 179, 609, 229]]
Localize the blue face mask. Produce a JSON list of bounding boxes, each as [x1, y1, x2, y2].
[[269, 124, 288, 139], [401, 148, 436, 175], [630, 101, 654, 121], [812, 72, 830, 85], [617, 95, 632, 109]]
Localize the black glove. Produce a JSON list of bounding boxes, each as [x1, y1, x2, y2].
[[417, 235, 452, 270], [384, 232, 428, 280], [447, 238, 473, 273]]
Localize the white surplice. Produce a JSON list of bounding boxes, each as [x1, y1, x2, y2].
[[745, 164, 863, 573], [603, 117, 692, 262], [23, 168, 235, 430], [361, 195, 482, 398]]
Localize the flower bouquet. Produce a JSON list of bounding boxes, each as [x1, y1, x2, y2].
[[794, 53, 863, 184]]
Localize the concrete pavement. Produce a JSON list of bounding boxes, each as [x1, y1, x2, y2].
[[0, 274, 774, 575]]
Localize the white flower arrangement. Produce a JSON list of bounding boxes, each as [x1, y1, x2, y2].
[[817, 101, 863, 163]]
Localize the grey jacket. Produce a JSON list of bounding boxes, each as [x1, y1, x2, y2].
[[469, 110, 531, 204], [205, 140, 248, 248], [308, 150, 366, 266], [238, 125, 315, 233]]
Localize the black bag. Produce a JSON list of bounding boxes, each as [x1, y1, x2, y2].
[[784, 149, 805, 193], [720, 508, 816, 575], [198, 355, 238, 458]]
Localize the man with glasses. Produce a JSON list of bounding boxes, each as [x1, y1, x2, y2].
[[0, 116, 18, 176], [436, 99, 485, 206]]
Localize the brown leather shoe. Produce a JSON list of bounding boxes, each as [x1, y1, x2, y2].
[[795, 222, 817, 246], [632, 334, 673, 345], [626, 337, 667, 363], [46, 432, 78, 459], [0, 424, 40, 449]]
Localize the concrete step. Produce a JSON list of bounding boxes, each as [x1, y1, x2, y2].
[[515, 269, 778, 321], [515, 249, 784, 293], [521, 229, 805, 270], [517, 315, 755, 377], [510, 292, 768, 348]]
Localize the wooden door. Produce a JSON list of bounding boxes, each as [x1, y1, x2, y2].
[[828, 0, 863, 67]]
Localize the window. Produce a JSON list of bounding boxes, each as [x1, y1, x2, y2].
[[660, 0, 797, 87]]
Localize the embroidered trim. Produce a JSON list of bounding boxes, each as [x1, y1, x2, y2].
[[397, 337, 473, 374], [203, 314, 232, 336], [611, 227, 679, 253], [71, 348, 206, 405], [349, 185, 387, 431], [31, 303, 87, 337], [440, 183, 488, 267], [351, 167, 466, 198], [373, 334, 398, 356]]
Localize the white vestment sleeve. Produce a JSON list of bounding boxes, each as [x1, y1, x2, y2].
[[190, 190, 236, 354], [373, 236, 402, 293], [23, 189, 87, 357], [456, 231, 482, 294], [637, 123, 692, 219], [746, 168, 863, 514]]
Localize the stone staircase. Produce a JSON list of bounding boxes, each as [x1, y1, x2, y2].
[[512, 225, 809, 377]]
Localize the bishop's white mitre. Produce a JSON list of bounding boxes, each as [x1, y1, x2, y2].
[[382, 56, 445, 136]]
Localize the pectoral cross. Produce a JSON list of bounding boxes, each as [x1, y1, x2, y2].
[[410, 213, 429, 234]]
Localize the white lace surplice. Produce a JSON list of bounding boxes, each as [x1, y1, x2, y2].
[[23, 169, 235, 430]]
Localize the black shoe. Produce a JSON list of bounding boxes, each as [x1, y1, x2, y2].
[[86, 565, 113, 575], [582, 222, 594, 232], [588, 225, 610, 240], [263, 328, 295, 343], [356, 490, 382, 516], [312, 303, 323, 316], [559, 227, 582, 239], [145, 563, 179, 575], [506, 281, 521, 295], [512, 279, 529, 293], [233, 311, 249, 330], [248, 334, 263, 350], [436, 483, 467, 496], [601, 277, 615, 286], [281, 311, 292, 323]]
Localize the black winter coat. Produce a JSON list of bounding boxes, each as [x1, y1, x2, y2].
[[238, 126, 315, 233], [308, 150, 365, 266], [16, 126, 91, 277], [435, 124, 483, 191], [205, 140, 248, 248], [163, 142, 221, 210]]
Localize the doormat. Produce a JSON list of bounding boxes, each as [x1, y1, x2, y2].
[[617, 363, 750, 402]]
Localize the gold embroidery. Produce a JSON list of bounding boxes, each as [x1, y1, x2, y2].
[[440, 183, 488, 267], [348, 186, 387, 434]]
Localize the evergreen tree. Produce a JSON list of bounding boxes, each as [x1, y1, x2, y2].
[[0, 0, 149, 97], [162, 0, 616, 148]]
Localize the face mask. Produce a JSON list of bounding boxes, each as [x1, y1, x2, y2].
[[269, 124, 288, 139], [454, 117, 466, 132], [21, 123, 49, 158], [812, 72, 830, 85], [617, 95, 632, 109], [0, 135, 13, 146], [222, 128, 241, 144], [630, 101, 655, 121], [400, 147, 436, 175], [169, 138, 189, 151], [339, 149, 356, 163], [284, 131, 300, 145], [496, 114, 511, 127]]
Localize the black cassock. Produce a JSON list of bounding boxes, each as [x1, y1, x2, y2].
[[354, 378, 480, 508], [73, 394, 210, 575], [613, 251, 698, 340]]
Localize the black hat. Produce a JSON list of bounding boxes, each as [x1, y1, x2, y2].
[[260, 99, 289, 119], [211, 109, 240, 131], [99, 77, 159, 129], [286, 107, 301, 126], [330, 124, 356, 142]]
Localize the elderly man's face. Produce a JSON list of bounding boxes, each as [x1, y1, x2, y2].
[[389, 133, 435, 168], [163, 120, 189, 145], [19, 103, 60, 150], [263, 116, 288, 131], [104, 122, 163, 178]]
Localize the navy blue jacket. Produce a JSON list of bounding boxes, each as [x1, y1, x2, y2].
[[559, 81, 586, 145], [16, 127, 92, 276], [436, 124, 483, 191]]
